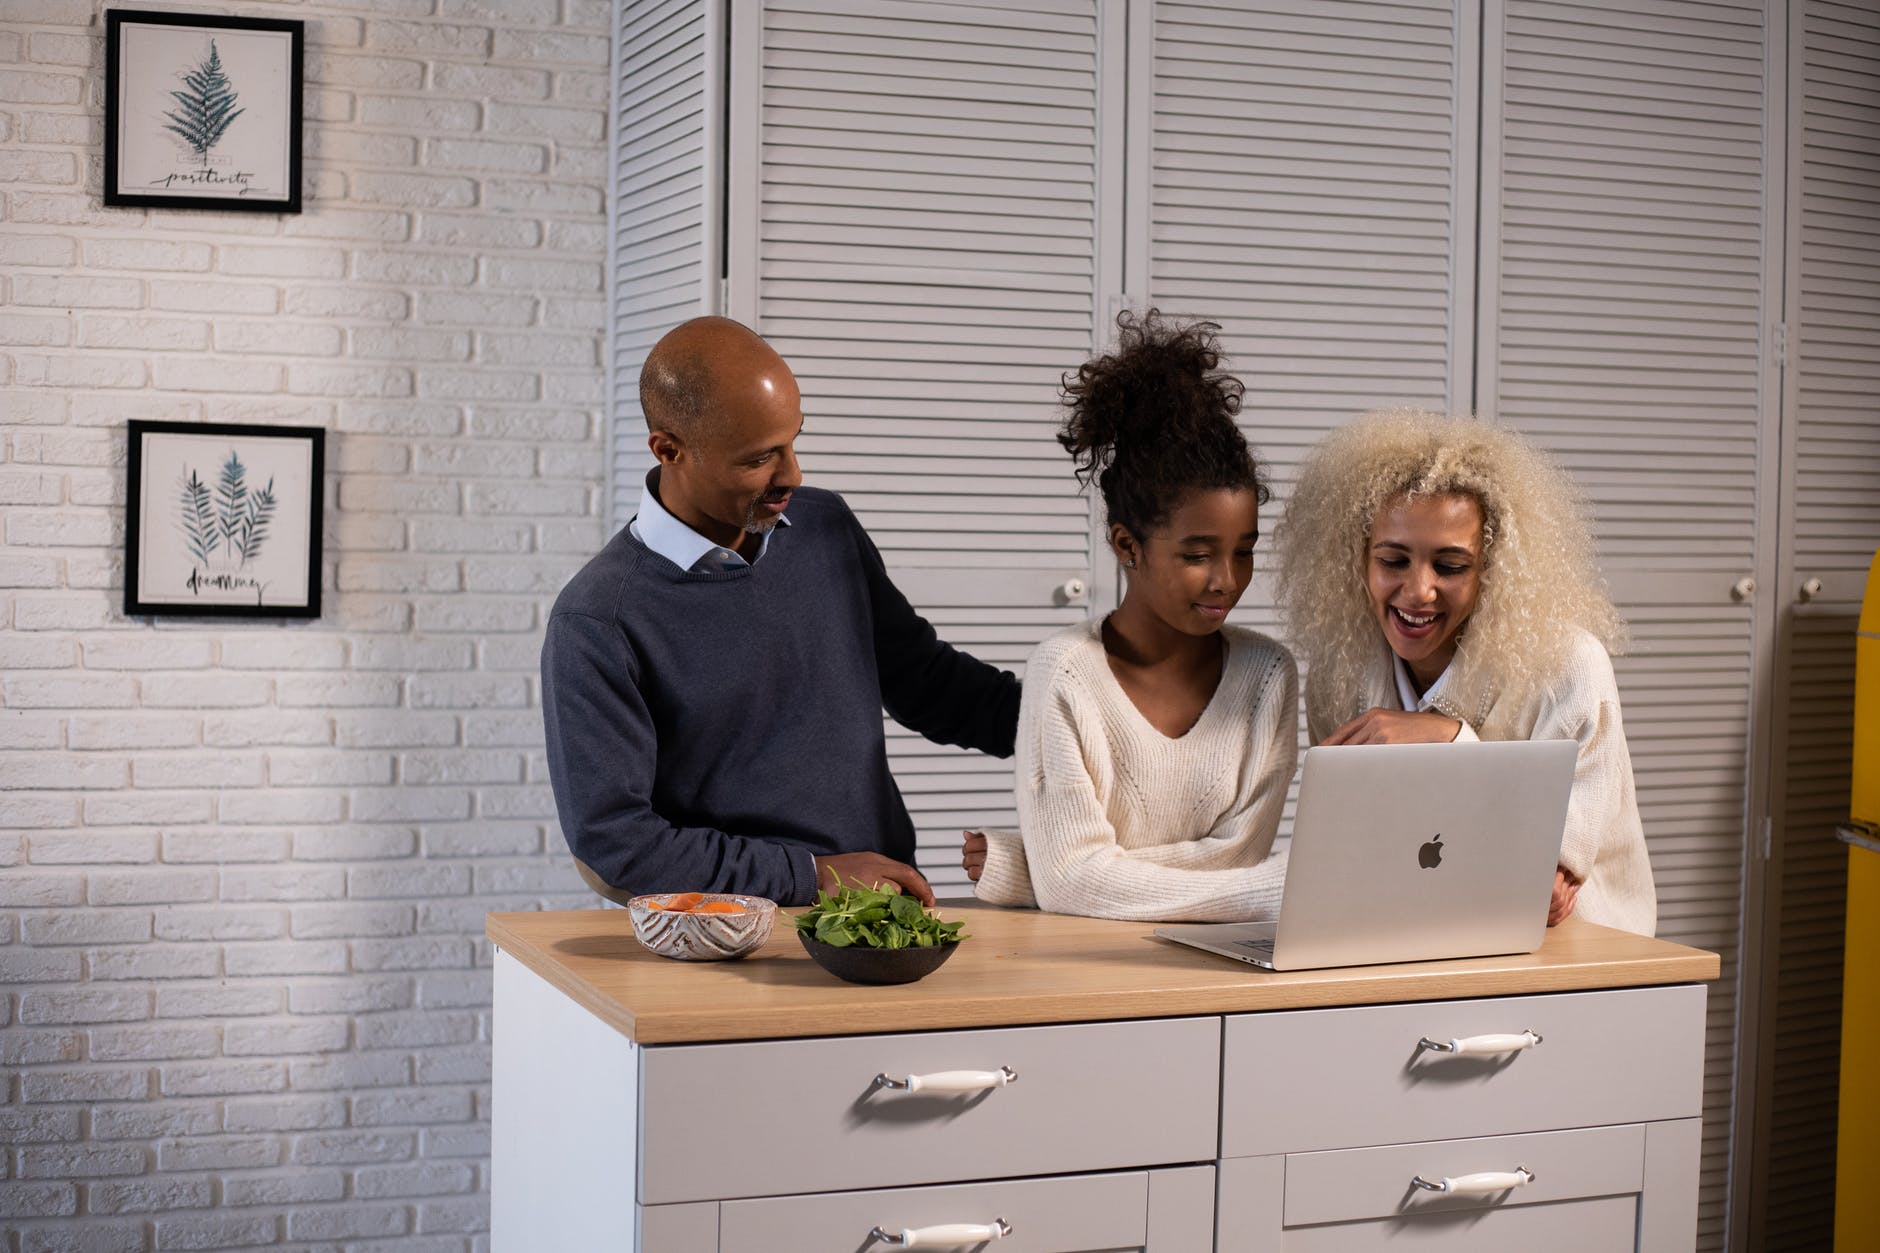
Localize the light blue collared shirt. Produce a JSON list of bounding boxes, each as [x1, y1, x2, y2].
[[628, 469, 789, 573], [1393, 653, 1451, 712]]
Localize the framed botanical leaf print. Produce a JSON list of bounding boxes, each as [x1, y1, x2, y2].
[[104, 10, 304, 213], [125, 421, 325, 617]]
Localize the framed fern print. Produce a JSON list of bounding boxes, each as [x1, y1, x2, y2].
[[125, 421, 324, 617], [104, 10, 303, 212]]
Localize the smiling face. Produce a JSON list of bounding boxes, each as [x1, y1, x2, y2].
[[697, 368, 804, 542], [1116, 487, 1261, 637], [649, 331, 805, 556], [1363, 492, 1485, 689]]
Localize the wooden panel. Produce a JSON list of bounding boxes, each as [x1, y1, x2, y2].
[[1216, 1154, 1285, 1253], [1481, 4, 1772, 1244], [1640, 1119, 1705, 1253], [491, 952, 640, 1252], [608, 0, 714, 533], [1282, 1124, 1644, 1225], [1146, 1165, 1217, 1252], [736, 0, 1112, 891], [641, 1017, 1217, 1202], [1281, 1194, 1639, 1252], [1765, 2, 1880, 1245], [1142, 0, 1473, 838], [718, 1169, 1155, 1253], [741, 0, 1104, 569], [487, 908, 1720, 1044], [637, 1202, 715, 1253], [896, 608, 1077, 886], [1146, 0, 1472, 514]]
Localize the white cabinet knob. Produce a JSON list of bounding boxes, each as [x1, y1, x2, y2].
[[1731, 576, 1756, 602], [1055, 578, 1087, 606], [1799, 577, 1823, 602]]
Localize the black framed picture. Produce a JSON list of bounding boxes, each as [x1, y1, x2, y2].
[[125, 421, 324, 618], [104, 9, 304, 213]]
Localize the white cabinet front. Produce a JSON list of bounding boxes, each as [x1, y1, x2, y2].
[[717, 1165, 1215, 1253], [1221, 985, 1706, 1156], [640, 1017, 1221, 1202]]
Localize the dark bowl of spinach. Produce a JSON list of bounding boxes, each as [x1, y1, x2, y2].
[[793, 883, 965, 986]]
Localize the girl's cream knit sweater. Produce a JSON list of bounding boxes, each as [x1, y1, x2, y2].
[[973, 621, 1296, 922]]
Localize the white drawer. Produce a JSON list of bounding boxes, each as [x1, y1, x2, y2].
[[1283, 1124, 1643, 1226], [1220, 1134, 1648, 1253], [1222, 984, 1704, 1156], [1280, 1194, 1638, 1252], [639, 1017, 1220, 1203], [718, 1165, 1214, 1253]]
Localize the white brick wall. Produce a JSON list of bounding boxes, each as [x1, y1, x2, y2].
[[0, 2, 610, 1247]]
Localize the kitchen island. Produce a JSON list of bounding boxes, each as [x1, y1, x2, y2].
[[488, 907, 1717, 1252]]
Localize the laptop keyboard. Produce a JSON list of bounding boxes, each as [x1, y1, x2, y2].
[[1235, 935, 1276, 959]]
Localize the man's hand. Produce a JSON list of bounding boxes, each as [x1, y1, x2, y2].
[[1322, 708, 1463, 746], [812, 852, 935, 906], [1548, 865, 1582, 926], [961, 830, 987, 882]]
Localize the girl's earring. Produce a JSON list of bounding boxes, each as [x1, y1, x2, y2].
[[1123, 558, 1136, 569]]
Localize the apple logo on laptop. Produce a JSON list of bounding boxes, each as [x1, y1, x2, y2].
[[1418, 834, 1444, 869]]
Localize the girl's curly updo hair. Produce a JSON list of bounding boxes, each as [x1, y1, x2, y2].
[[1059, 308, 1269, 539]]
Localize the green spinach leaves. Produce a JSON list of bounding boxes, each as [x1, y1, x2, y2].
[[794, 882, 966, 949]]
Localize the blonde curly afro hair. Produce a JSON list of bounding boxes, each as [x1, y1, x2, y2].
[[1274, 409, 1624, 724]]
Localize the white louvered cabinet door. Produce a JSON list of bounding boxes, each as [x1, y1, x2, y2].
[[1760, 2, 1880, 1248], [1141, 0, 1478, 840], [608, 0, 722, 534], [1141, 0, 1476, 651], [729, 0, 1120, 890], [1478, 3, 1776, 1249]]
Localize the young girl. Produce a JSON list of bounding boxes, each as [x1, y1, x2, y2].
[[965, 311, 1294, 921], [1273, 410, 1656, 935]]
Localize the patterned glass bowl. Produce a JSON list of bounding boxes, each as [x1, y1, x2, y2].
[[626, 893, 777, 961]]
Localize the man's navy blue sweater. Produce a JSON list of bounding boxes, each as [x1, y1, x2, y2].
[[541, 487, 1021, 905]]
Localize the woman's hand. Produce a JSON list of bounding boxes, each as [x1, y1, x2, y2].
[[1322, 708, 1462, 745], [961, 830, 987, 882], [1548, 865, 1582, 926]]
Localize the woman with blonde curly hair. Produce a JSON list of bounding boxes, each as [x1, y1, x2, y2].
[[1274, 410, 1656, 935]]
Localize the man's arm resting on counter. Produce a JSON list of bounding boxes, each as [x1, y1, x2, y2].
[[541, 611, 818, 904]]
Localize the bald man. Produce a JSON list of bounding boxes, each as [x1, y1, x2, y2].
[[541, 317, 1022, 906]]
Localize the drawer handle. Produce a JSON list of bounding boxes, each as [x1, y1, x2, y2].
[[873, 1065, 1017, 1094], [1411, 1166, 1536, 1195], [869, 1218, 1012, 1247], [1417, 1030, 1541, 1056]]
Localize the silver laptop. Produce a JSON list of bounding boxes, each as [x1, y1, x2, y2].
[[1155, 739, 1576, 971]]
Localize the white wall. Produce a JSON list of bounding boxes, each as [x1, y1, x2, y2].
[[0, 1, 609, 1246]]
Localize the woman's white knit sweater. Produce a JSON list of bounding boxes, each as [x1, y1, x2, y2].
[[973, 621, 1296, 922], [1307, 628, 1657, 936]]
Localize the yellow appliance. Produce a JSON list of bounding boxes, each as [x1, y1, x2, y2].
[[1838, 547, 1879, 1251]]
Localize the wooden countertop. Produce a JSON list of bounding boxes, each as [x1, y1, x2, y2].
[[487, 906, 1720, 1045]]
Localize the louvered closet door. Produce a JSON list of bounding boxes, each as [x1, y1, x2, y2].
[[608, 0, 720, 533], [1478, 3, 1776, 1249], [1141, 0, 1478, 639], [1760, 3, 1880, 1246], [729, 0, 1116, 890]]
